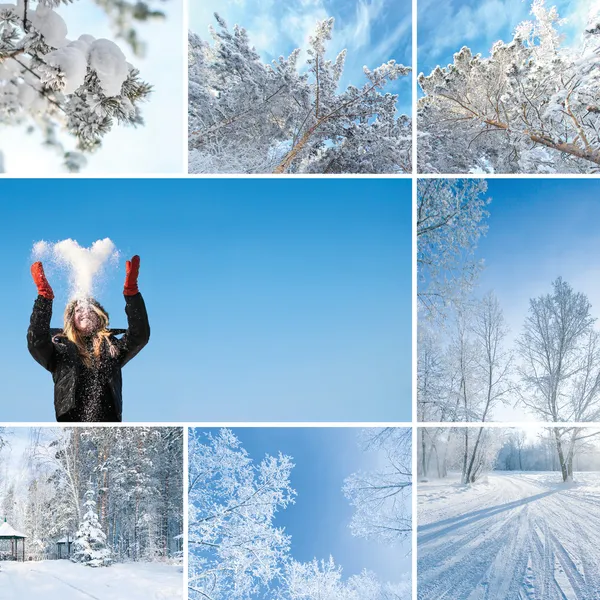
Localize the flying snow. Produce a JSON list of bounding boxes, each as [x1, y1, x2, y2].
[[32, 238, 120, 299]]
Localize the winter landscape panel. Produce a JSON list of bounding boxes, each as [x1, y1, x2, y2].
[[0, 0, 183, 174], [0, 427, 183, 599], [418, 179, 600, 422], [188, 0, 412, 174], [417, 0, 600, 174], [188, 427, 412, 600], [417, 426, 600, 599]]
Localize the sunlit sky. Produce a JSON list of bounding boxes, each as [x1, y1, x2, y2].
[[1, 0, 184, 175]]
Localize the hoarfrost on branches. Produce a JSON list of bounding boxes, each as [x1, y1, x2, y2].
[[188, 16, 411, 174], [418, 0, 600, 174], [417, 178, 490, 321], [188, 428, 411, 600], [188, 428, 295, 600], [0, 0, 152, 171], [343, 428, 412, 546]]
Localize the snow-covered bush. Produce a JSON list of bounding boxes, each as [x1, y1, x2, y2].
[[188, 15, 411, 174], [418, 0, 600, 174], [0, 0, 151, 171]]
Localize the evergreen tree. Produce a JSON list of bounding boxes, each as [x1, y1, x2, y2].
[[72, 488, 113, 567]]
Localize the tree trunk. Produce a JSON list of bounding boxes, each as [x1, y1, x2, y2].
[[553, 429, 569, 482]]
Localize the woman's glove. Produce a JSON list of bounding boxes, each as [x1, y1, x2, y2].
[[31, 262, 54, 300], [124, 255, 141, 296]]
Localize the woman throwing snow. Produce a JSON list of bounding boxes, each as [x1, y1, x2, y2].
[[27, 256, 150, 422]]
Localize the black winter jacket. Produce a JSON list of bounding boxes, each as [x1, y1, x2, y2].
[[27, 293, 150, 421]]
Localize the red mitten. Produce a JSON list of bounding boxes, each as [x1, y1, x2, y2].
[[124, 255, 141, 296], [31, 262, 54, 300]]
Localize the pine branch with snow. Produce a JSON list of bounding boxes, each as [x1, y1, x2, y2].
[[0, 0, 151, 171]]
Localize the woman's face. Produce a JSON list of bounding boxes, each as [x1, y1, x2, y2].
[[74, 302, 101, 334]]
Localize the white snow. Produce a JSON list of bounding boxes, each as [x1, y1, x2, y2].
[[418, 472, 600, 599], [44, 36, 95, 94], [32, 238, 119, 299], [0, 560, 182, 600], [88, 39, 128, 97], [30, 3, 68, 49]]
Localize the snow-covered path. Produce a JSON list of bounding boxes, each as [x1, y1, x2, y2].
[[0, 560, 182, 600], [418, 472, 600, 600]]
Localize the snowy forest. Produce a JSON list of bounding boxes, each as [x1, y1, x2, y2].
[[0, 427, 183, 598], [0, 0, 161, 172], [188, 428, 411, 600], [417, 427, 600, 599], [418, 179, 600, 484], [188, 15, 411, 174], [417, 0, 600, 174]]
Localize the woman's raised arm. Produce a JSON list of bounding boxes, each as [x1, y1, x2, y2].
[[27, 262, 58, 371]]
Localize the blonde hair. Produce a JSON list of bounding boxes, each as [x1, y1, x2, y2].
[[63, 299, 118, 368]]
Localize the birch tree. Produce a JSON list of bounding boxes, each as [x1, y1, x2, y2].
[[519, 278, 600, 480]]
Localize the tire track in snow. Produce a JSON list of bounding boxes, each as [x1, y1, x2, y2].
[[418, 473, 600, 600]]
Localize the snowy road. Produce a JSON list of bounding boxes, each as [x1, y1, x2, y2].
[[0, 560, 183, 600], [418, 472, 600, 600]]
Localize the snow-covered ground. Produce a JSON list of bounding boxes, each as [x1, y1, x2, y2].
[[418, 472, 600, 600], [0, 560, 182, 600]]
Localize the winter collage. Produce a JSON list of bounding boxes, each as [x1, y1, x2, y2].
[[0, 0, 598, 599]]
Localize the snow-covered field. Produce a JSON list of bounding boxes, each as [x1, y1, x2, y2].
[[418, 472, 600, 600], [0, 560, 182, 600]]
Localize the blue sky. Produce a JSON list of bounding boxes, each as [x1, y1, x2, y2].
[[1, 0, 183, 175], [190, 0, 412, 115], [456, 179, 600, 420], [0, 178, 411, 422], [197, 427, 411, 587], [418, 0, 595, 77]]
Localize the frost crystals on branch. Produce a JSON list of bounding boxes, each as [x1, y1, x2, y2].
[[0, 0, 152, 171], [418, 0, 600, 174], [188, 15, 411, 174]]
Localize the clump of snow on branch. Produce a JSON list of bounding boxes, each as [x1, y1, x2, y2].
[[0, 0, 152, 171], [188, 15, 411, 174], [418, 0, 600, 174]]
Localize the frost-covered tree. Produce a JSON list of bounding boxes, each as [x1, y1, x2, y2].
[[0, 0, 152, 171], [519, 278, 600, 480], [188, 428, 296, 600], [188, 16, 411, 174], [418, 0, 600, 174], [72, 487, 113, 567], [280, 557, 406, 600], [343, 428, 411, 546], [417, 179, 490, 321]]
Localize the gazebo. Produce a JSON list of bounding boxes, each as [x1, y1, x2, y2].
[[0, 520, 26, 562]]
